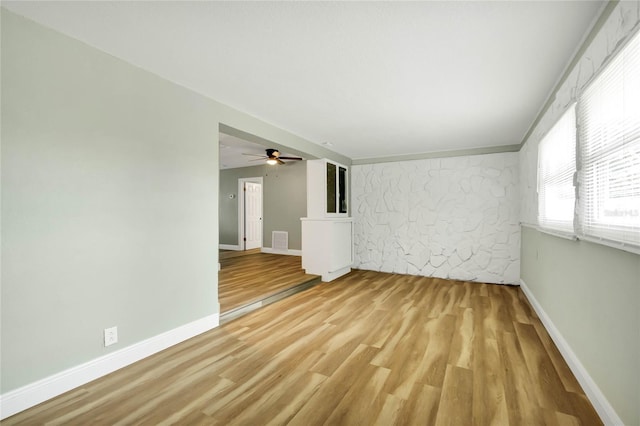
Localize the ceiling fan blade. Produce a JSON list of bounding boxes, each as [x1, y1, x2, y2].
[[248, 158, 266, 162], [276, 158, 286, 165], [278, 156, 303, 160], [242, 153, 267, 157]]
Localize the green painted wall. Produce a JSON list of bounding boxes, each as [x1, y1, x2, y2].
[[517, 3, 640, 424], [219, 161, 306, 250], [0, 9, 220, 392], [521, 227, 640, 425], [0, 9, 343, 395]]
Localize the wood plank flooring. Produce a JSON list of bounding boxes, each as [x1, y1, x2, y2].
[[219, 248, 261, 260], [4, 270, 602, 425], [219, 252, 318, 313]]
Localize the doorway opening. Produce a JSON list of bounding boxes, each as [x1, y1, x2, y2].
[[218, 127, 320, 321]]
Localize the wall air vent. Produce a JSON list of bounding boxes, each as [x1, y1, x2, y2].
[[272, 231, 289, 252]]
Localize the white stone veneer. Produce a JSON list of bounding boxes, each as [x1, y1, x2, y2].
[[352, 152, 520, 284]]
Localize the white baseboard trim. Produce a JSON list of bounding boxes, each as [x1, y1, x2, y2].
[[322, 267, 351, 282], [0, 313, 219, 420], [519, 279, 622, 426], [261, 247, 302, 256], [219, 244, 240, 251]]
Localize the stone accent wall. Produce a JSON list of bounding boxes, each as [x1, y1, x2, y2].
[[352, 152, 520, 284]]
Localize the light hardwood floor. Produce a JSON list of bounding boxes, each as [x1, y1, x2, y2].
[[4, 270, 601, 425], [219, 252, 318, 313]]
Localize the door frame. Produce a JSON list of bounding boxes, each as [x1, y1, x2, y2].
[[238, 177, 263, 250]]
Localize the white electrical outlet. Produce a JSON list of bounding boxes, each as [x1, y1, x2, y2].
[[104, 326, 118, 347]]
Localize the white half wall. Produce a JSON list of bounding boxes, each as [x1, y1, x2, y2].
[[352, 152, 520, 284]]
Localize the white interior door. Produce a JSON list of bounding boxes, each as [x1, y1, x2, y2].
[[244, 181, 262, 250]]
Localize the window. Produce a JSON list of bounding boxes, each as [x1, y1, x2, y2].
[[577, 30, 640, 248], [538, 104, 577, 233]]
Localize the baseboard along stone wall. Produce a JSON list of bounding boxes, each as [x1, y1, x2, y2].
[[352, 152, 520, 284]]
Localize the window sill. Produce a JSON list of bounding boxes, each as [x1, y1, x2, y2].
[[577, 234, 640, 256], [521, 223, 640, 255], [521, 223, 577, 241]]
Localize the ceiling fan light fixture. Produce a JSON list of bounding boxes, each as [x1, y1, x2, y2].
[[241, 147, 303, 166]]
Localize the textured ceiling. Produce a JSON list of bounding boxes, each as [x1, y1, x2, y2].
[[3, 1, 605, 161]]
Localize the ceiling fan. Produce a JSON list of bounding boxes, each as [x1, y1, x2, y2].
[[243, 148, 303, 165]]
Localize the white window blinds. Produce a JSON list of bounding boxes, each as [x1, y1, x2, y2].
[[577, 30, 640, 248], [538, 105, 577, 233]]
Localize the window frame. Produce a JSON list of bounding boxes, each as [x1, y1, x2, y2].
[[537, 104, 577, 236], [534, 28, 640, 254], [575, 28, 640, 251]]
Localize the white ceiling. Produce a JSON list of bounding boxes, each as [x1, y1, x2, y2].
[[4, 1, 605, 161]]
